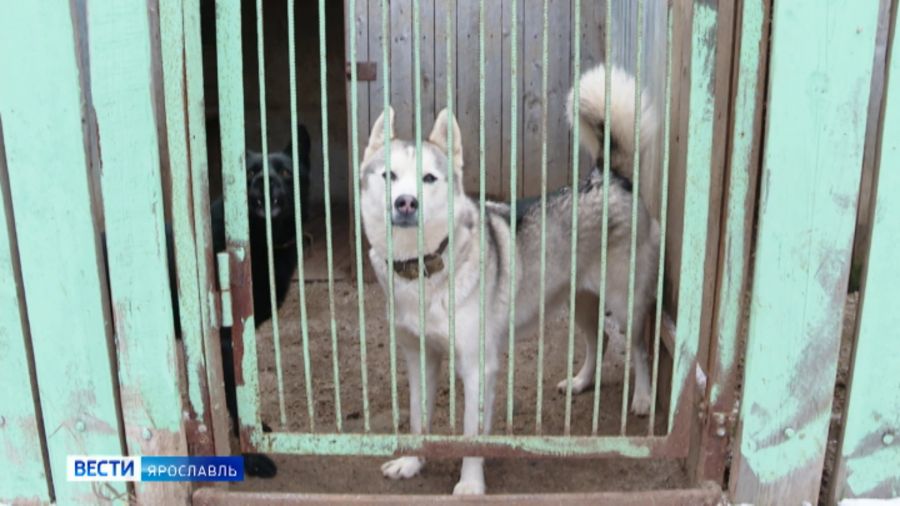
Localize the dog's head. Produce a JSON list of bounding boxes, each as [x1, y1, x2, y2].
[[359, 108, 464, 259], [246, 125, 312, 222]]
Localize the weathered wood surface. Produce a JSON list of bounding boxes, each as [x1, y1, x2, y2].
[[0, 119, 51, 504], [0, 3, 127, 503], [348, 0, 669, 203], [830, 0, 900, 500], [88, 1, 191, 503], [730, 0, 881, 503], [695, 0, 770, 485]]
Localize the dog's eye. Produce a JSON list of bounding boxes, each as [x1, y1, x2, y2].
[[423, 173, 437, 184], [382, 171, 397, 182]]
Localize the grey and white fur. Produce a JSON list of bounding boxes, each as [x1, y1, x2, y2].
[[359, 64, 660, 495]]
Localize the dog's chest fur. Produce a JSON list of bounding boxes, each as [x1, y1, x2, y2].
[[368, 247, 483, 349]]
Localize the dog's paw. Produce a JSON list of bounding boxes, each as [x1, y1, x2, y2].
[[381, 456, 424, 480], [556, 376, 593, 395], [453, 479, 486, 495], [243, 453, 278, 478], [630, 392, 652, 416]]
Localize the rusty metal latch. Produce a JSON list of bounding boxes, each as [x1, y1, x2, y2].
[[216, 251, 233, 328], [346, 61, 377, 81]]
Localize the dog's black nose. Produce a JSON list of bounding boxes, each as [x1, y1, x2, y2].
[[394, 195, 418, 215]]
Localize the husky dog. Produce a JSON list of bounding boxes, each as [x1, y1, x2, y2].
[[359, 65, 659, 495]]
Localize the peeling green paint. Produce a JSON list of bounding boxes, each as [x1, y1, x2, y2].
[[832, 4, 900, 498], [214, 0, 264, 443], [88, 1, 190, 502], [709, 0, 764, 408], [733, 0, 880, 502], [0, 2, 128, 502], [260, 433, 658, 459], [670, 2, 717, 432], [0, 123, 50, 505], [159, 0, 208, 434]]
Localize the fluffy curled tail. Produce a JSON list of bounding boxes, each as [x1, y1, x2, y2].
[[566, 64, 658, 182]]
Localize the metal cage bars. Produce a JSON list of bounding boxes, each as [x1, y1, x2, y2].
[[213, 0, 716, 459]]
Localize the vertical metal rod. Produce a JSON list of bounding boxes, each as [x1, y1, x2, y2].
[[412, 0, 429, 433], [381, 0, 400, 435], [563, 0, 583, 436], [505, 0, 519, 435], [215, 0, 264, 442], [255, 0, 287, 427], [649, 2, 673, 435], [477, 0, 487, 433], [317, 0, 343, 432], [286, 0, 316, 432], [445, 2, 457, 434], [591, 0, 614, 437], [348, 0, 371, 433], [535, 0, 550, 435], [620, 0, 644, 437]]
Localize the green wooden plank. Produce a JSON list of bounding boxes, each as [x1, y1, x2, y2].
[[182, 0, 232, 456], [0, 3, 127, 504], [731, 0, 880, 503], [831, 3, 900, 499], [214, 0, 265, 445], [699, 0, 769, 483], [86, 1, 190, 503], [0, 126, 51, 504], [159, 0, 229, 456], [158, 0, 211, 455], [669, 1, 717, 433], [708, 0, 765, 410]]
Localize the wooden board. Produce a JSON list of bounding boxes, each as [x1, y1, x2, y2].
[[668, 0, 717, 437], [830, 0, 900, 499], [434, 0, 458, 118], [367, 0, 388, 140], [519, 0, 573, 196], [456, 0, 504, 196], [0, 119, 51, 504], [390, 0, 414, 140], [730, 0, 881, 502], [696, 0, 771, 485], [349, 0, 633, 201], [88, 1, 191, 502], [0, 3, 127, 502]]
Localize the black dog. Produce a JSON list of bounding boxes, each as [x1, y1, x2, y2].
[[158, 125, 311, 478], [103, 127, 310, 477], [210, 125, 312, 478]]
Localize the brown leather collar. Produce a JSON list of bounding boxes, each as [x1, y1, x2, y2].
[[391, 237, 450, 280]]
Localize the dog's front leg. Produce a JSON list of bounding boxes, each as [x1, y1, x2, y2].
[[381, 342, 440, 480], [453, 341, 498, 495]]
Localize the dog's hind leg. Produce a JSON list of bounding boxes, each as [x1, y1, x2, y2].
[[381, 341, 441, 480], [556, 292, 607, 395]]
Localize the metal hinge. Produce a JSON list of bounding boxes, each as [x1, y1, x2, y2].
[[216, 251, 233, 328], [699, 401, 740, 438]]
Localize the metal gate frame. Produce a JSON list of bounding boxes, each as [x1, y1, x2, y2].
[[175, 0, 752, 468], [157, 0, 900, 501]]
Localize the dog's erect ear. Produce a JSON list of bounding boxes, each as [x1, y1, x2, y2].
[[297, 124, 311, 163], [246, 150, 262, 172], [364, 107, 394, 161], [429, 108, 463, 171], [284, 125, 312, 163]]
